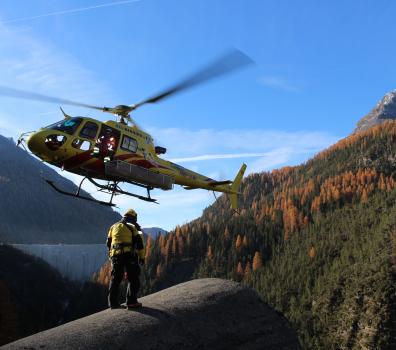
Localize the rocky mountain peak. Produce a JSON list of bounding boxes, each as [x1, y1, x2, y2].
[[355, 89, 396, 132]]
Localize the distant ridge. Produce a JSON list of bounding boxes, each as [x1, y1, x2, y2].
[[0, 135, 121, 243], [142, 226, 167, 238]]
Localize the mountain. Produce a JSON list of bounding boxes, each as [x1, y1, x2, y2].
[[142, 226, 167, 238], [0, 135, 121, 243], [136, 121, 396, 349], [3, 279, 301, 350], [355, 90, 396, 132]]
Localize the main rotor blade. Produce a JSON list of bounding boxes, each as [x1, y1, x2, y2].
[[0, 85, 106, 111], [132, 48, 254, 109]]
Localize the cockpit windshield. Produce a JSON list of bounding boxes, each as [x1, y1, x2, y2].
[[45, 117, 83, 135]]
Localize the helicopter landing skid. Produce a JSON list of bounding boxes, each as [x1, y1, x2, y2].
[[46, 178, 158, 207], [46, 180, 116, 206], [86, 178, 158, 204]]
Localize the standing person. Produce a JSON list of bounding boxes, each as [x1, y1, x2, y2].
[[107, 209, 145, 309]]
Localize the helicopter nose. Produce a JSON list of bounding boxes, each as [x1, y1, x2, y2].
[[26, 131, 47, 158], [27, 131, 68, 162]]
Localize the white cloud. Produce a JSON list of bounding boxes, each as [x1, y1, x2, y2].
[[148, 127, 337, 159], [169, 152, 269, 163], [259, 76, 299, 92], [248, 147, 302, 173], [0, 112, 25, 135], [0, 26, 111, 99], [0, 0, 141, 25], [0, 22, 115, 138]]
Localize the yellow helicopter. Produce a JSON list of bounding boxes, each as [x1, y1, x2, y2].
[[1, 50, 252, 208]]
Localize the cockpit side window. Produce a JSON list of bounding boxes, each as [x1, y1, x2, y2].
[[45, 117, 82, 135], [121, 135, 138, 153], [80, 122, 98, 139]]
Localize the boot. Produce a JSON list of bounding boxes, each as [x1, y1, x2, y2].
[[126, 301, 142, 309]]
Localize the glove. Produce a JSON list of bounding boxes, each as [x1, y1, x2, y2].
[[139, 258, 145, 266]]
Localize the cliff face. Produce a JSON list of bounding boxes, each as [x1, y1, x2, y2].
[[2, 278, 301, 350], [0, 135, 121, 243]]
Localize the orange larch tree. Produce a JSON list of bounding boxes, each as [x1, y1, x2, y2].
[[252, 251, 263, 271], [235, 234, 243, 251], [207, 245, 214, 261], [244, 261, 252, 279], [145, 235, 153, 260], [236, 262, 244, 281]]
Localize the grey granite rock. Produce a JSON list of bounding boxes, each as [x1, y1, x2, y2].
[[355, 90, 396, 133], [1, 278, 301, 350]]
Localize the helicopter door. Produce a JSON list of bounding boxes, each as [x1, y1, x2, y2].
[[93, 125, 120, 162]]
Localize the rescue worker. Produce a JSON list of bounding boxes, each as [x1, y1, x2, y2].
[[107, 209, 145, 309], [93, 130, 116, 162]]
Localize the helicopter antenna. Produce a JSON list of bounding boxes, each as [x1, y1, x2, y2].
[[59, 107, 71, 119]]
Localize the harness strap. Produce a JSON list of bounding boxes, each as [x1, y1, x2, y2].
[[111, 243, 133, 249]]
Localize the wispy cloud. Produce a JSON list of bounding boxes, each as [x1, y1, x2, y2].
[[170, 152, 268, 163], [0, 0, 141, 24], [148, 127, 337, 158], [0, 112, 24, 135], [259, 75, 299, 92], [0, 22, 115, 137], [248, 147, 303, 173], [0, 26, 112, 99]]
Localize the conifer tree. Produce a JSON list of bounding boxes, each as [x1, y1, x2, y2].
[[253, 251, 263, 271], [145, 236, 153, 260], [235, 234, 242, 250], [236, 262, 243, 281], [207, 245, 214, 261], [244, 261, 252, 279], [308, 246, 316, 259]]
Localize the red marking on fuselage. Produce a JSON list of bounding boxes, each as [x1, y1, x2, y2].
[[62, 149, 172, 180], [62, 150, 93, 169], [114, 153, 140, 161]]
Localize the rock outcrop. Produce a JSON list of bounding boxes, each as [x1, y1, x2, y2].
[[2, 278, 301, 350], [355, 90, 396, 132]]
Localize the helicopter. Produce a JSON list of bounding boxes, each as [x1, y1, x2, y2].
[[0, 49, 252, 208]]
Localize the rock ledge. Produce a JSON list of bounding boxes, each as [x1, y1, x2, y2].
[[2, 278, 301, 350]]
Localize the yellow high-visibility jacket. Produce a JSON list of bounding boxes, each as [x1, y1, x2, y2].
[[107, 222, 145, 258]]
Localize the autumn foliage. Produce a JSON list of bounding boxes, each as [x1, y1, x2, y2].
[[91, 121, 396, 350]]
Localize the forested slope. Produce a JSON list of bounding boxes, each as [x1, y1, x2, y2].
[[0, 244, 108, 346], [113, 121, 396, 349]]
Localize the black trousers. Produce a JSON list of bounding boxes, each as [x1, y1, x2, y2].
[[108, 253, 140, 307]]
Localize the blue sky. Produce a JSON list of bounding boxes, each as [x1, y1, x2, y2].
[[0, 0, 395, 230]]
